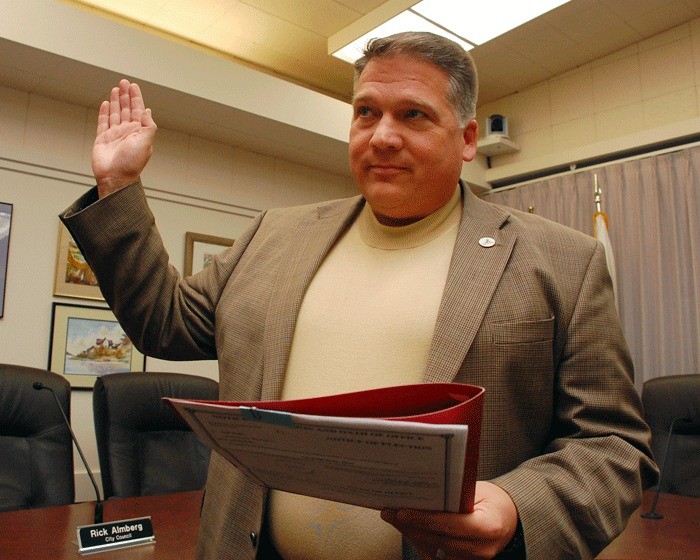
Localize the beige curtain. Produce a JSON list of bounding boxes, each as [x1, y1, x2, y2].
[[482, 144, 700, 391]]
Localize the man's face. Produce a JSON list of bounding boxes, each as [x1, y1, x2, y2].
[[349, 54, 478, 226]]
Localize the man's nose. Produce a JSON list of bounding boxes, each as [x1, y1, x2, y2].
[[369, 116, 402, 150]]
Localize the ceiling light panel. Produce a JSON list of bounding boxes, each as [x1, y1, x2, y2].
[[332, 10, 472, 63], [412, 0, 572, 45]]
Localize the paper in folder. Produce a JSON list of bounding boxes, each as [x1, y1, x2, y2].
[[166, 383, 484, 513]]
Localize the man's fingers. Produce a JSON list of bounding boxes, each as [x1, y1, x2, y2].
[[108, 86, 120, 127], [130, 82, 145, 122], [142, 108, 157, 134], [96, 101, 110, 136], [119, 79, 131, 123], [98, 80, 155, 138], [396, 510, 473, 538]]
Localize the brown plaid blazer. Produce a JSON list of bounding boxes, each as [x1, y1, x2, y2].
[[62, 181, 656, 560]]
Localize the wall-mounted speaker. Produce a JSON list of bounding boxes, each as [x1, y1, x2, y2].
[[486, 114, 509, 138]]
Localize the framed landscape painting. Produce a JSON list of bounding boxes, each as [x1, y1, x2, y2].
[[184, 232, 235, 276], [53, 221, 104, 301], [48, 303, 146, 389], [0, 202, 12, 318]]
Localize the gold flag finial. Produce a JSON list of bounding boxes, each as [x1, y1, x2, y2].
[[593, 174, 602, 213], [593, 173, 608, 234]]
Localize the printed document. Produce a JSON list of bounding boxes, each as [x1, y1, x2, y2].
[[167, 399, 468, 512]]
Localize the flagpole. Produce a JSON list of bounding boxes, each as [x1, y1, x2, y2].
[[593, 174, 608, 235], [592, 174, 618, 308]]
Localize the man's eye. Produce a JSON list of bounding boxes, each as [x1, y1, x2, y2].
[[356, 106, 373, 117], [405, 109, 425, 119]]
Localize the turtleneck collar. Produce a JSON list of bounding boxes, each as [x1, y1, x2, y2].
[[358, 185, 462, 250]]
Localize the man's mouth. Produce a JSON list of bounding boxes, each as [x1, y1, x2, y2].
[[368, 164, 408, 174]]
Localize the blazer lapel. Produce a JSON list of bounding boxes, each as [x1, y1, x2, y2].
[[423, 186, 516, 383], [261, 196, 364, 400], [259, 187, 515, 395]]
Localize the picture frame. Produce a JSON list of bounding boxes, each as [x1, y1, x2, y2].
[[184, 232, 235, 276], [0, 202, 12, 318], [53, 221, 104, 301], [48, 303, 146, 389]]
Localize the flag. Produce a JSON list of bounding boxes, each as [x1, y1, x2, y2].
[[593, 176, 618, 307]]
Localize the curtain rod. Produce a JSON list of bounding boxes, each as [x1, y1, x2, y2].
[[487, 134, 700, 194]]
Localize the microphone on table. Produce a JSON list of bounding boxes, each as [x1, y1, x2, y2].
[[641, 415, 693, 520], [33, 381, 103, 524]]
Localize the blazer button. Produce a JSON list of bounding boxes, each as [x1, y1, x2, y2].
[[249, 532, 258, 547]]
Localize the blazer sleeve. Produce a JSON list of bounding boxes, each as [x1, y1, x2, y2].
[[491, 242, 658, 559], [60, 181, 265, 361]]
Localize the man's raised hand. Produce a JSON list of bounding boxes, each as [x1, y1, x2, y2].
[[92, 79, 157, 198]]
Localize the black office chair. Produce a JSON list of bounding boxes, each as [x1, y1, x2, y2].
[[0, 363, 75, 511], [93, 371, 218, 499], [641, 374, 700, 497]]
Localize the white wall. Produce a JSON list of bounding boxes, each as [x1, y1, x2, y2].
[[476, 17, 700, 185], [0, 84, 356, 502]]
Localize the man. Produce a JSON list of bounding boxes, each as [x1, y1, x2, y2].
[[62, 32, 656, 560]]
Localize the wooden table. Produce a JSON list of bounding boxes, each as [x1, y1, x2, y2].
[[596, 491, 700, 559], [0, 490, 202, 559], [0, 489, 696, 559]]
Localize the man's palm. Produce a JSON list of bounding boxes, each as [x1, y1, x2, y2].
[[91, 79, 156, 197], [93, 120, 154, 184]]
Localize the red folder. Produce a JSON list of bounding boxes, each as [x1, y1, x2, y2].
[[182, 383, 484, 512]]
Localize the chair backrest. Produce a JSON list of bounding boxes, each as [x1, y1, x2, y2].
[[642, 374, 700, 497], [0, 363, 75, 511], [93, 371, 218, 499]]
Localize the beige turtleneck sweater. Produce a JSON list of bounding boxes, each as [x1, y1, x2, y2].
[[268, 186, 462, 560]]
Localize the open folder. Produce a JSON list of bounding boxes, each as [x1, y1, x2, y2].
[[166, 382, 484, 513]]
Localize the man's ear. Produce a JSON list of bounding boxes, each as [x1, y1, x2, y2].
[[462, 119, 479, 162]]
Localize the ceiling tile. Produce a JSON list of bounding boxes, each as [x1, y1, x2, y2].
[[73, 0, 169, 24], [543, 2, 638, 50], [237, 0, 364, 35], [211, 3, 322, 54], [625, 0, 698, 36], [149, 0, 231, 28], [332, 0, 386, 12], [16, 0, 700, 116], [599, 0, 680, 19]]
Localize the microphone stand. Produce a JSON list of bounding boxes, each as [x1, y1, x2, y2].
[[641, 416, 689, 520], [33, 382, 103, 524]]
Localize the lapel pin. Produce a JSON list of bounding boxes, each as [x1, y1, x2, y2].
[[479, 237, 496, 248]]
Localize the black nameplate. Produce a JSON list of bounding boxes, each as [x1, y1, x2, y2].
[[77, 516, 155, 555]]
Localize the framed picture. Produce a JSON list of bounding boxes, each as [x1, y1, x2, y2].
[[184, 232, 235, 276], [0, 202, 12, 318], [53, 222, 104, 301], [48, 303, 146, 389]]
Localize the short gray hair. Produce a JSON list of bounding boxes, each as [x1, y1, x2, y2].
[[353, 31, 478, 126]]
